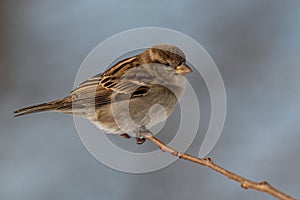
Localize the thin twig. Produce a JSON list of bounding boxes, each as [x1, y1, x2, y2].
[[142, 132, 295, 200]]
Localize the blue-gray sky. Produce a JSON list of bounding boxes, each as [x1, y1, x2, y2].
[[1, 0, 299, 199]]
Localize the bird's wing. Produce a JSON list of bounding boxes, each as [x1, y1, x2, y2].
[[70, 56, 152, 107]]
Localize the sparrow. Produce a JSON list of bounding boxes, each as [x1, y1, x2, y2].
[[14, 44, 192, 144]]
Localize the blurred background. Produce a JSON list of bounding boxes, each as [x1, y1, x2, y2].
[[1, 0, 300, 199]]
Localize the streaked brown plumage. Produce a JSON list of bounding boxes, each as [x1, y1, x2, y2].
[[14, 44, 192, 143]]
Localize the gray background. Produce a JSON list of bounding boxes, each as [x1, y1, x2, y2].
[[1, 0, 300, 199]]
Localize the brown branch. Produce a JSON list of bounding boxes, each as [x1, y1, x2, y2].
[[142, 131, 295, 200]]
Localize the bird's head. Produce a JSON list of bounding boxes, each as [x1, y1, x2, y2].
[[140, 44, 192, 75]]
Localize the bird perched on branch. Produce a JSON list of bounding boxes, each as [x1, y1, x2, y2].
[[14, 44, 192, 144]]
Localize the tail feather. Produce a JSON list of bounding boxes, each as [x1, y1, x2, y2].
[[14, 98, 71, 117]]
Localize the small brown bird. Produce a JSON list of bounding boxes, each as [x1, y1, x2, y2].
[[14, 44, 192, 144]]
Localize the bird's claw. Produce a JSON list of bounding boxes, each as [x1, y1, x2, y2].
[[136, 137, 146, 145], [134, 126, 150, 145], [120, 133, 131, 139]]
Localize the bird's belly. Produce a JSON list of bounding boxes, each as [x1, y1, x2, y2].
[[91, 85, 182, 134]]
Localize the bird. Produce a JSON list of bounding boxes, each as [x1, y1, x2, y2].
[[14, 44, 192, 144]]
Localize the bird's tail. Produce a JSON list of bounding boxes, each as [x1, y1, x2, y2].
[[14, 97, 72, 117]]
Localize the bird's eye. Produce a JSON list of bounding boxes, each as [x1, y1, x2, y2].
[[164, 62, 170, 66], [178, 62, 182, 66]]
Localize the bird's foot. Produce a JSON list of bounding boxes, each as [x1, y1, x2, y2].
[[134, 126, 150, 145], [136, 137, 146, 145], [120, 133, 131, 139]]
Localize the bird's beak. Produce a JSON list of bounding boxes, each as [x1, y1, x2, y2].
[[175, 64, 192, 75]]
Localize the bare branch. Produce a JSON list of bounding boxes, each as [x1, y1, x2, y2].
[[142, 132, 295, 200]]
